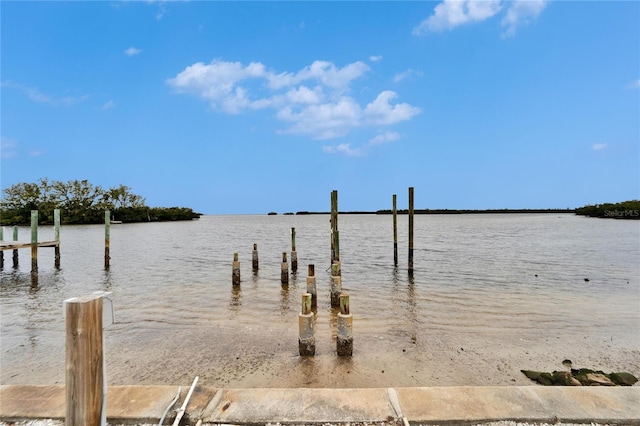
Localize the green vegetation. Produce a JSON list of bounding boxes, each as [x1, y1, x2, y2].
[[575, 200, 640, 219], [0, 178, 201, 225]]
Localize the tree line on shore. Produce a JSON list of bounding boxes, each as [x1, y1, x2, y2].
[[0, 178, 201, 225], [573, 200, 640, 219]]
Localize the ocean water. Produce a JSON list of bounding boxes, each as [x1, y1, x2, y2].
[[1, 213, 639, 387]]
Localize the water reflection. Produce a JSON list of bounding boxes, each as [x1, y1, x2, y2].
[[280, 285, 290, 315], [230, 284, 242, 312]]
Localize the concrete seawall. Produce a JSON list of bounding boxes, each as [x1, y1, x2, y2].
[[1, 385, 639, 425]]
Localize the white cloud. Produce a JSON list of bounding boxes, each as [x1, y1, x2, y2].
[[369, 131, 402, 146], [29, 149, 46, 157], [322, 143, 364, 157], [364, 91, 421, 125], [3, 81, 89, 106], [167, 58, 420, 141], [592, 143, 608, 151], [393, 69, 423, 83], [413, 0, 502, 34], [369, 55, 383, 62], [101, 100, 116, 110], [124, 47, 142, 57], [501, 0, 549, 38], [1, 137, 18, 159], [628, 79, 640, 89]]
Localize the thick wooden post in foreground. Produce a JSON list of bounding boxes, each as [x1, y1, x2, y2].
[[408, 187, 414, 275], [31, 210, 38, 273], [393, 194, 398, 267], [65, 294, 104, 426], [104, 211, 110, 269], [306, 264, 317, 307], [298, 293, 315, 356], [337, 293, 353, 356], [54, 209, 61, 269]]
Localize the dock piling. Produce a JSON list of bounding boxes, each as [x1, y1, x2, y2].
[[12, 226, 18, 268], [291, 228, 298, 274], [336, 293, 353, 356], [408, 187, 414, 275], [232, 252, 241, 285], [298, 293, 315, 356], [393, 194, 398, 267], [65, 293, 106, 426], [104, 211, 110, 269], [0, 227, 3, 269], [54, 209, 61, 268], [252, 243, 259, 272], [31, 210, 38, 273], [306, 264, 317, 307], [281, 252, 289, 285], [330, 262, 342, 307]]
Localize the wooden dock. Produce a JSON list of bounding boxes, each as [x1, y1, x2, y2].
[[0, 240, 60, 251]]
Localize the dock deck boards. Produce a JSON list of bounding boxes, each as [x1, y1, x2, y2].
[[0, 241, 60, 251]]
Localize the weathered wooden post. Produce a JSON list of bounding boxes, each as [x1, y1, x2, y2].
[[330, 190, 341, 276], [298, 293, 315, 356], [12, 226, 18, 268], [232, 252, 241, 285], [330, 262, 342, 307], [336, 293, 353, 356], [408, 187, 414, 275], [30, 210, 38, 273], [54, 208, 61, 269], [281, 252, 289, 285], [104, 210, 110, 269], [306, 264, 317, 307], [65, 293, 105, 426], [252, 243, 259, 272], [0, 226, 3, 269], [291, 227, 298, 274], [393, 194, 398, 267]]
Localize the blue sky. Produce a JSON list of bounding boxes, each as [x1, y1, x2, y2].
[[1, 1, 638, 214]]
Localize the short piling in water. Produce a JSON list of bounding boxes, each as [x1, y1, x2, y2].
[[281, 252, 289, 285], [252, 243, 259, 272], [291, 227, 298, 274], [393, 194, 398, 267], [104, 210, 110, 269], [306, 264, 317, 307], [336, 293, 353, 356], [54, 209, 61, 269], [298, 293, 315, 356], [408, 187, 414, 275], [12, 226, 18, 268], [31, 210, 38, 273], [232, 252, 241, 285], [330, 262, 342, 307]]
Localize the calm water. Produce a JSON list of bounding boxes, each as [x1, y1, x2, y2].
[[1, 213, 639, 386]]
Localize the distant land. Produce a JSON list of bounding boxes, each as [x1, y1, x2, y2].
[[268, 200, 639, 220]]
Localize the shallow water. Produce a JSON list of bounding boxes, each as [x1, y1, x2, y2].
[[1, 213, 639, 387]]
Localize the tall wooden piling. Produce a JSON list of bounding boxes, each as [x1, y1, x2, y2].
[[252, 243, 259, 272], [232, 252, 241, 285], [104, 211, 110, 269], [306, 264, 317, 307], [393, 194, 398, 267], [30, 210, 38, 273], [291, 227, 298, 274], [281, 252, 289, 285], [12, 226, 18, 268], [54, 209, 61, 268], [65, 293, 105, 426], [298, 293, 315, 356], [330, 262, 342, 307], [331, 190, 340, 266], [408, 187, 414, 275], [0, 226, 3, 269], [336, 293, 353, 356]]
